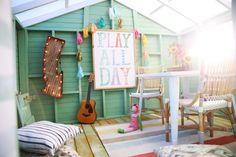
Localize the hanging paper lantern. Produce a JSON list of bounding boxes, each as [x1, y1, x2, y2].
[[77, 32, 83, 45]]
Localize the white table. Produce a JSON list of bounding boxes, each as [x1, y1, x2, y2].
[[137, 70, 200, 144]]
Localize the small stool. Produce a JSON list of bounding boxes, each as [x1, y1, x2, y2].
[[158, 144, 234, 157]]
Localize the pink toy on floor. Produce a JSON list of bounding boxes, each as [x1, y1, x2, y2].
[[118, 104, 142, 133]]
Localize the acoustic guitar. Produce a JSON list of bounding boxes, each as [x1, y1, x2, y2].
[[77, 73, 96, 124]]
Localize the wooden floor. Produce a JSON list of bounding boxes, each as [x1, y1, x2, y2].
[[75, 114, 158, 157], [20, 111, 234, 157], [20, 113, 158, 157]]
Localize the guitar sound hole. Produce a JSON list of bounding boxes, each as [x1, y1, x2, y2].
[[88, 107, 93, 113], [85, 104, 89, 109]]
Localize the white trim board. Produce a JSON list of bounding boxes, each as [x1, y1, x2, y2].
[[15, 0, 106, 28]]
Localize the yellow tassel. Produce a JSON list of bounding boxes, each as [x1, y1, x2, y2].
[[83, 27, 89, 38], [142, 34, 148, 45]]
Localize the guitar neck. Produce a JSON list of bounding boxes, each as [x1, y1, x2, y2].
[[86, 81, 92, 104]]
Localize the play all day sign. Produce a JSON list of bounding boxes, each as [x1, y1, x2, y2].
[[92, 30, 136, 90]]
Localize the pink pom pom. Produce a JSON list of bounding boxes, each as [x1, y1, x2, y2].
[[77, 32, 83, 45], [134, 29, 141, 39]]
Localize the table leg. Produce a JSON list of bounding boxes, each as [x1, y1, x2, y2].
[[138, 78, 144, 116], [169, 77, 179, 144]]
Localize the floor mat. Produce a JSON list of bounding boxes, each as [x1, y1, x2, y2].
[[94, 118, 234, 157]]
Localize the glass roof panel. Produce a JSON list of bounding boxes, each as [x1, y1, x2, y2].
[[117, 0, 162, 15], [169, 0, 228, 23], [151, 6, 194, 33]]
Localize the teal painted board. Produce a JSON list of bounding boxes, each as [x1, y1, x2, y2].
[[18, 30, 28, 93], [55, 31, 77, 53], [60, 56, 78, 92], [80, 36, 93, 73], [143, 34, 162, 66], [28, 9, 84, 30], [145, 35, 161, 53], [105, 90, 124, 117], [56, 94, 79, 123], [149, 56, 161, 66], [135, 39, 142, 66], [28, 31, 51, 75]]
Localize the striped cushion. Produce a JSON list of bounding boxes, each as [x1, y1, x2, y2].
[[18, 121, 82, 155]]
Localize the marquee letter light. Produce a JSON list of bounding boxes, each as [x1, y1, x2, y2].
[[42, 36, 65, 98]]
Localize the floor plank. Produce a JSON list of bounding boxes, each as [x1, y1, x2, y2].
[[82, 124, 109, 157], [74, 125, 93, 157], [65, 138, 76, 150]]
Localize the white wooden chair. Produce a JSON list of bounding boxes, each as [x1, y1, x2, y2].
[[165, 58, 236, 143], [130, 66, 165, 124]]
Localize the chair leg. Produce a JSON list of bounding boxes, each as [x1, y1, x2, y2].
[[159, 96, 165, 125], [164, 102, 170, 142], [198, 112, 205, 144], [227, 105, 236, 136], [130, 96, 133, 107], [180, 106, 185, 126], [207, 112, 214, 137]]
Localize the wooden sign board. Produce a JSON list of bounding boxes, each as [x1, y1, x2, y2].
[[92, 30, 136, 90]]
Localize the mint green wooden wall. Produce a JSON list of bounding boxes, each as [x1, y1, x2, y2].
[[17, 0, 178, 123]]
